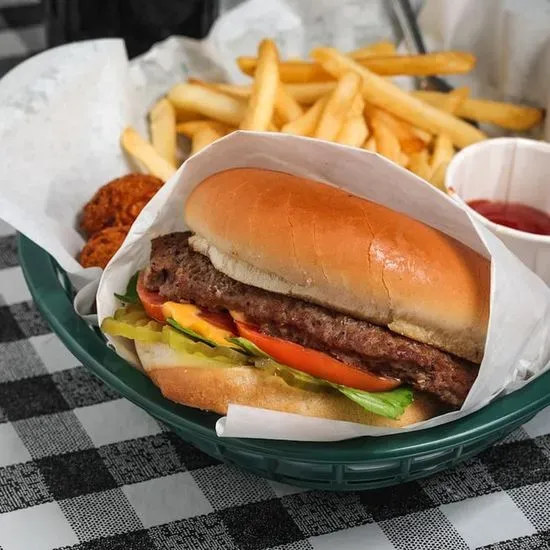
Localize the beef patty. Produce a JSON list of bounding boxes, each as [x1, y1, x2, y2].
[[143, 232, 478, 407]]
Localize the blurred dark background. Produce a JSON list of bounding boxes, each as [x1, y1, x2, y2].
[[47, 0, 219, 57], [0, 0, 220, 76]]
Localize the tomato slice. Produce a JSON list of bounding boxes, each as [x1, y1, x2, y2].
[[136, 273, 165, 323], [198, 311, 237, 334], [236, 321, 400, 392]]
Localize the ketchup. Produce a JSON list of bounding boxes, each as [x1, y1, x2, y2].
[[467, 200, 550, 236]]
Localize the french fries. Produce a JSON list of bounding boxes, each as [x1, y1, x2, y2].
[[149, 98, 177, 167], [351, 51, 475, 76], [238, 57, 329, 83], [336, 116, 369, 147], [311, 47, 487, 148], [281, 95, 329, 136], [430, 134, 454, 176], [275, 84, 304, 125], [314, 72, 362, 141], [370, 114, 408, 166], [430, 161, 450, 192], [191, 126, 224, 155], [408, 150, 432, 180], [217, 81, 337, 105], [208, 82, 251, 100], [240, 40, 280, 131], [349, 40, 396, 58], [426, 88, 466, 187], [412, 90, 544, 130], [176, 120, 233, 137], [365, 106, 427, 154], [363, 135, 377, 152], [439, 86, 470, 114], [285, 82, 336, 104], [238, 51, 475, 83], [123, 37, 544, 193], [120, 127, 177, 182], [168, 83, 247, 126]]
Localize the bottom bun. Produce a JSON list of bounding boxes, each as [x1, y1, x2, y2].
[[135, 341, 440, 427]]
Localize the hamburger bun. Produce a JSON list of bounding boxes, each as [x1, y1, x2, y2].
[[185, 167, 490, 363], [135, 341, 440, 427]]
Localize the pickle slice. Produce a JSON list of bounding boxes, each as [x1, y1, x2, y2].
[[161, 327, 246, 364], [102, 317, 163, 343], [254, 358, 331, 393]]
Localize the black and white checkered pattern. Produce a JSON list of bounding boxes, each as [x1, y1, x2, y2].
[[2, 3, 550, 547], [2, 224, 550, 550]]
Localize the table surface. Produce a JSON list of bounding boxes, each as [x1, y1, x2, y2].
[[2, 3, 550, 549]]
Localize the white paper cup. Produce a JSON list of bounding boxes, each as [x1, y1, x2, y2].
[[446, 138, 550, 284]]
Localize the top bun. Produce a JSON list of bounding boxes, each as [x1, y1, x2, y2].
[[185, 168, 490, 363]]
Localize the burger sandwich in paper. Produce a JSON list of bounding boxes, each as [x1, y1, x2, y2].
[[101, 165, 490, 428]]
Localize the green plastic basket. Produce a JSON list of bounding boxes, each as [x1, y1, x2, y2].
[[18, 233, 550, 491]]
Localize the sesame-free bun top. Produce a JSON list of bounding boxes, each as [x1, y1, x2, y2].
[[185, 168, 490, 363]]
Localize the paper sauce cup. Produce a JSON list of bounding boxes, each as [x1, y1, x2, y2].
[[446, 138, 550, 285]]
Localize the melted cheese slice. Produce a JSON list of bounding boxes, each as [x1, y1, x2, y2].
[[162, 302, 232, 346]]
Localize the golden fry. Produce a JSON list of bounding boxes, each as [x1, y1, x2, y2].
[[408, 150, 432, 181], [217, 81, 337, 105], [284, 82, 335, 104], [412, 90, 544, 130], [349, 40, 396, 58], [239, 50, 475, 83], [409, 125, 432, 144], [430, 161, 450, 192], [174, 107, 206, 123], [370, 115, 405, 165], [168, 83, 247, 126], [120, 127, 177, 182], [336, 116, 369, 147], [351, 51, 476, 76], [429, 88, 460, 180], [281, 95, 329, 136], [191, 126, 224, 155], [349, 93, 365, 117], [314, 72, 362, 141], [240, 39, 280, 131], [431, 134, 454, 171], [210, 82, 251, 99], [238, 57, 329, 83], [149, 98, 177, 167], [176, 120, 232, 137], [311, 47, 486, 148], [365, 106, 427, 154], [363, 135, 377, 152], [439, 86, 470, 114], [275, 84, 304, 124]]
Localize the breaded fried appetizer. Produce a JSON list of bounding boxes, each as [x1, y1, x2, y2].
[[80, 173, 163, 236], [79, 226, 130, 269]]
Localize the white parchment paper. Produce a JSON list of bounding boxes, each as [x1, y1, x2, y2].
[[96, 132, 550, 440]]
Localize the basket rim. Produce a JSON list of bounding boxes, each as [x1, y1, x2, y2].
[[18, 233, 550, 463]]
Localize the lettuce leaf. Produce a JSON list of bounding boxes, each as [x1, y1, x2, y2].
[[229, 335, 413, 420], [114, 271, 141, 305], [337, 386, 413, 420]]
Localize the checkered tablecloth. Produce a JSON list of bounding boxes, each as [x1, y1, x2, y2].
[[2, 226, 550, 550]]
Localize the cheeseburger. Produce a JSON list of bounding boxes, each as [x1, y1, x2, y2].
[[102, 168, 490, 427]]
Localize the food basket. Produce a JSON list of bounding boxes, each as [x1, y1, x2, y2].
[[19, 234, 550, 491]]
